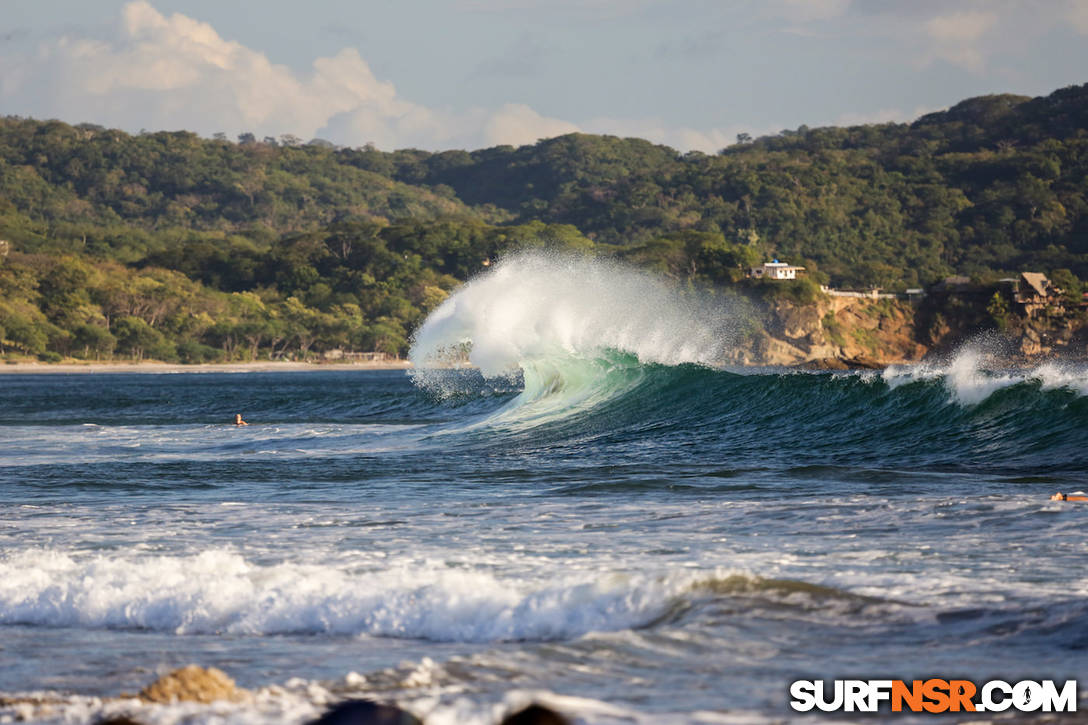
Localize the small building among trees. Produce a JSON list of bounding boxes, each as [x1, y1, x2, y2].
[[749, 260, 806, 280], [1014, 272, 1064, 318]]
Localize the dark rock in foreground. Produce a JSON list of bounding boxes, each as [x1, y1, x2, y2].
[[309, 699, 422, 725]]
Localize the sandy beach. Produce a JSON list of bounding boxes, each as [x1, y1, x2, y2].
[[0, 360, 414, 374]]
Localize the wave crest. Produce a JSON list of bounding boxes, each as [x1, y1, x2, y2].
[[0, 549, 685, 642], [883, 347, 1088, 405], [409, 252, 733, 377], [407, 253, 736, 423], [0, 549, 891, 643]]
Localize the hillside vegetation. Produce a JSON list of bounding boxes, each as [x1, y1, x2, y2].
[[1, 83, 1087, 362]]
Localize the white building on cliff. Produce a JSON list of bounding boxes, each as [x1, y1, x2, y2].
[[750, 259, 806, 280]]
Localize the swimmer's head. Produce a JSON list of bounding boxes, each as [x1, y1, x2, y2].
[[234, 413, 245, 425]]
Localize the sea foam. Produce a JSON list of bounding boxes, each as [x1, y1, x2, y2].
[[0, 549, 715, 642]]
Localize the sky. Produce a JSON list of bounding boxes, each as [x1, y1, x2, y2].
[[1, 0, 1087, 152]]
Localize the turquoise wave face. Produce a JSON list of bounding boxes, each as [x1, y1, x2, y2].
[[3, 357, 1086, 478], [415, 355, 1088, 475]]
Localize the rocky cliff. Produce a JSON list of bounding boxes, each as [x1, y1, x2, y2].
[[728, 295, 927, 368], [728, 292, 1088, 368]]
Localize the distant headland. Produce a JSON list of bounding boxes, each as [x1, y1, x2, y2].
[[2, 82, 1087, 368]]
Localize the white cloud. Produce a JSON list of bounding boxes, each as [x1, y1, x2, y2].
[[483, 104, 581, 147], [317, 101, 580, 150], [922, 10, 999, 72], [582, 117, 756, 153], [1, 1, 379, 141], [0, 1, 589, 150], [0, 0, 851, 154]]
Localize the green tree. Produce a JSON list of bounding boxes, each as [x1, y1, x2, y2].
[[986, 291, 1010, 330], [113, 316, 167, 360], [0, 305, 53, 355], [72, 323, 116, 359], [1049, 268, 1082, 306]]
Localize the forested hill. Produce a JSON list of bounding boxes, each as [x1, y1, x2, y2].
[[1, 82, 1087, 362], [375, 83, 1088, 288]]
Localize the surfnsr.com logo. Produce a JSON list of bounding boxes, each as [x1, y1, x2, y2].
[[789, 679, 1078, 713]]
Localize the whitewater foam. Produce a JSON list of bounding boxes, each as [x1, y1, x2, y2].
[[0, 549, 733, 642], [883, 347, 1088, 405], [409, 252, 733, 380]]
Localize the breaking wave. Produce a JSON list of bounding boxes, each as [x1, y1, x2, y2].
[[403, 253, 1088, 471], [408, 252, 736, 427], [883, 347, 1088, 404], [0, 549, 885, 643]]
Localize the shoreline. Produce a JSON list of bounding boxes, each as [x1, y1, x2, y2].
[[1, 353, 1081, 375], [0, 360, 415, 374]]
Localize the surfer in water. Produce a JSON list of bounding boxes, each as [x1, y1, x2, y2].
[[1050, 492, 1087, 501], [233, 413, 248, 426]]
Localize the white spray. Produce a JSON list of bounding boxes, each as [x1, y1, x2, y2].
[[883, 345, 1088, 405], [409, 252, 734, 378], [406, 253, 739, 425]]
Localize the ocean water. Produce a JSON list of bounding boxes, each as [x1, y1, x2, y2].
[[2, 255, 1087, 724]]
